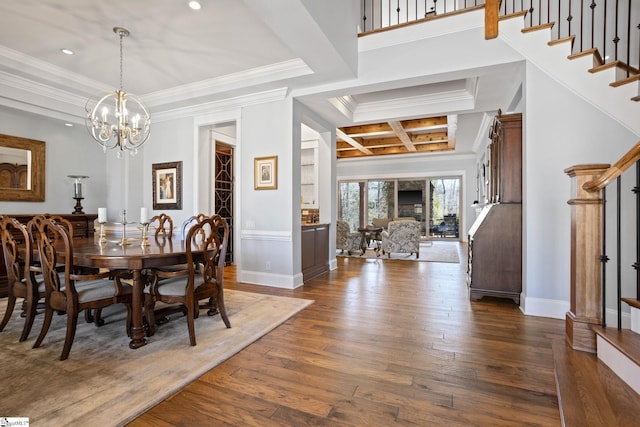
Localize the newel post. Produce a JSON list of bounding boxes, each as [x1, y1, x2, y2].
[[485, 0, 500, 39], [564, 164, 610, 353]]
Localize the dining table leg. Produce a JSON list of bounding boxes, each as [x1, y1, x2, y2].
[[129, 269, 147, 349]]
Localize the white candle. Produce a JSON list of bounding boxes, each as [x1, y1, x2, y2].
[[74, 182, 82, 198], [140, 207, 148, 224], [98, 207, 107, 223]]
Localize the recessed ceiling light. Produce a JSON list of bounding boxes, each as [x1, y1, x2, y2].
[[65, 123, 73, 127], [188, 1, 201, 10], [61, 48, 74, 55]]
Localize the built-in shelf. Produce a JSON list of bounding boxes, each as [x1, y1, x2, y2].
[[301, 140, 318, 208]]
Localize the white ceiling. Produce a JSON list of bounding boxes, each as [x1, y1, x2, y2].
[[0, 0, 523, 154]]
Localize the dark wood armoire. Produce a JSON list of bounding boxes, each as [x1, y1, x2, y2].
[[467, 112, 522, 303]]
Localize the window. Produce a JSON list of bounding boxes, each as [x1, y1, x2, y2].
[[338, 181, 362, 231], [428, 177, 460, 238], [338, 175, 462, 240], [367, 180, 395, 223]]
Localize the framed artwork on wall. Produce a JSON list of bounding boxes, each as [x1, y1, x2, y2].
[[152, 161, 182, 210], [254, 156, 277, 190]]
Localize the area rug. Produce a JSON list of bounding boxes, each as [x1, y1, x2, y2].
[[337, 241, 460, 263], [0, 290, 313, 426]]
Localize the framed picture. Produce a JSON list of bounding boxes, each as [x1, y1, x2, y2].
[[254, 156, 278, 190], [152, 161, 182, 210]]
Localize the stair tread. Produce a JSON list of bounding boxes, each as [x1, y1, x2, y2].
[[553, 339, 640, 427], [593, 325, 640, 366]]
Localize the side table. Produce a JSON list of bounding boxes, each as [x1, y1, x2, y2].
[[357, 226, 383, 256]]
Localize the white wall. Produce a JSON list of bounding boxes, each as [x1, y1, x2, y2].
[[0, 106, 107, 215], [140, 116, 195, 227], [522, 62, 638, 318], [238, 99, 299, 288]]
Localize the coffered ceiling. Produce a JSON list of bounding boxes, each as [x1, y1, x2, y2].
[[337, 115, 455, 158]]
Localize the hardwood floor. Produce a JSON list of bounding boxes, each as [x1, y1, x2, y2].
[[129, 244, 565, 426]]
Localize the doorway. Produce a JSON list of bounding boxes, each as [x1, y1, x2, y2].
[[214, 143, 234, 263]]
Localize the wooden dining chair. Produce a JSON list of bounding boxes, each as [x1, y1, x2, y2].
[[31, 216, 133, 360], [28, 214, 102, 324], [144, 214, 231, 345], [150, 213, 208, 277], [0, 216, 46, 342], [181, 213, 207, 239], [150, 213, 174, 239]]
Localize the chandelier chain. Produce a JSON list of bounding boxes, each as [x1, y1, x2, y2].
[[119, 30, 124, 91]]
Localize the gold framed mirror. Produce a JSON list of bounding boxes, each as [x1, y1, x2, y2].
[[0, 133, 45, 202]]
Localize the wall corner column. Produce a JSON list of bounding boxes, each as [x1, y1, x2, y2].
[[564, 164, 610, 353]]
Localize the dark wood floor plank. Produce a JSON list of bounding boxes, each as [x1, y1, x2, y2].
[[129, 245, 567, 426]]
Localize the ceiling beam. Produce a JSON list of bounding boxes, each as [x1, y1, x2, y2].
[[336, 129, 373, 155], [388, 121, 417, 152]]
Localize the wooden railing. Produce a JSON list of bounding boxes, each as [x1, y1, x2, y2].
[[565, 142, 640, 352], [360, 1, 640, 85], [583, 142, 640, 191], [585, 142, 640, 330]]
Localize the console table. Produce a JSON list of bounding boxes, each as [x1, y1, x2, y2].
[[0, 213, 97, 297]]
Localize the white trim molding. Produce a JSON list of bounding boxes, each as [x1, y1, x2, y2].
[[520, 294, 569, 319]]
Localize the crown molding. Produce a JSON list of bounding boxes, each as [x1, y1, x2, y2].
[[328, 95, 356, 121], [0, 45, 109, 93], [353, 87, 474, 122], [153, 87, 289, 123], [143, 59, 312, 108], [472, 112, 494, 152]]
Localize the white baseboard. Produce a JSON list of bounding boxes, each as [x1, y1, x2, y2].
[[520, 294, 569, 319], [597, 335, 640, 395], [237, 270, 304, 289]]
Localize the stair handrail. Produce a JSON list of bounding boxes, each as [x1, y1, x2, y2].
[[583, 141, 640, 192]]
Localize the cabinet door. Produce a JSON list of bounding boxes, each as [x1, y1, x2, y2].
[[488, 113, 522, 204], [498, 115, 522, 203]]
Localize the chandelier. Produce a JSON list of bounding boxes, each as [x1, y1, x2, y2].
[[85, 27, 151, 156]]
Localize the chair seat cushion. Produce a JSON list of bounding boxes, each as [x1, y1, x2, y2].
[[145, 276, 204, 297], [77, 279, 131, 303], [157, 263, 190, 273], [21, 278, 47, 293]]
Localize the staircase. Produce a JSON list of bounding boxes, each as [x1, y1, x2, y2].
[[497, 11, 640, 137], [492, 8, 640, 426]]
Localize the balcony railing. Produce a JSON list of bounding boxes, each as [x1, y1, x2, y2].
[[360, 1, 639, 82], [360, 0, 486, 33]]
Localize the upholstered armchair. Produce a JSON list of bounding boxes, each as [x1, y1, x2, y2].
[[381, 220, 421, 258], [336, 220, 362, 255]]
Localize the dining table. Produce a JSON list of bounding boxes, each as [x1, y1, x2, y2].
[[70, 236, 196, 349]]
